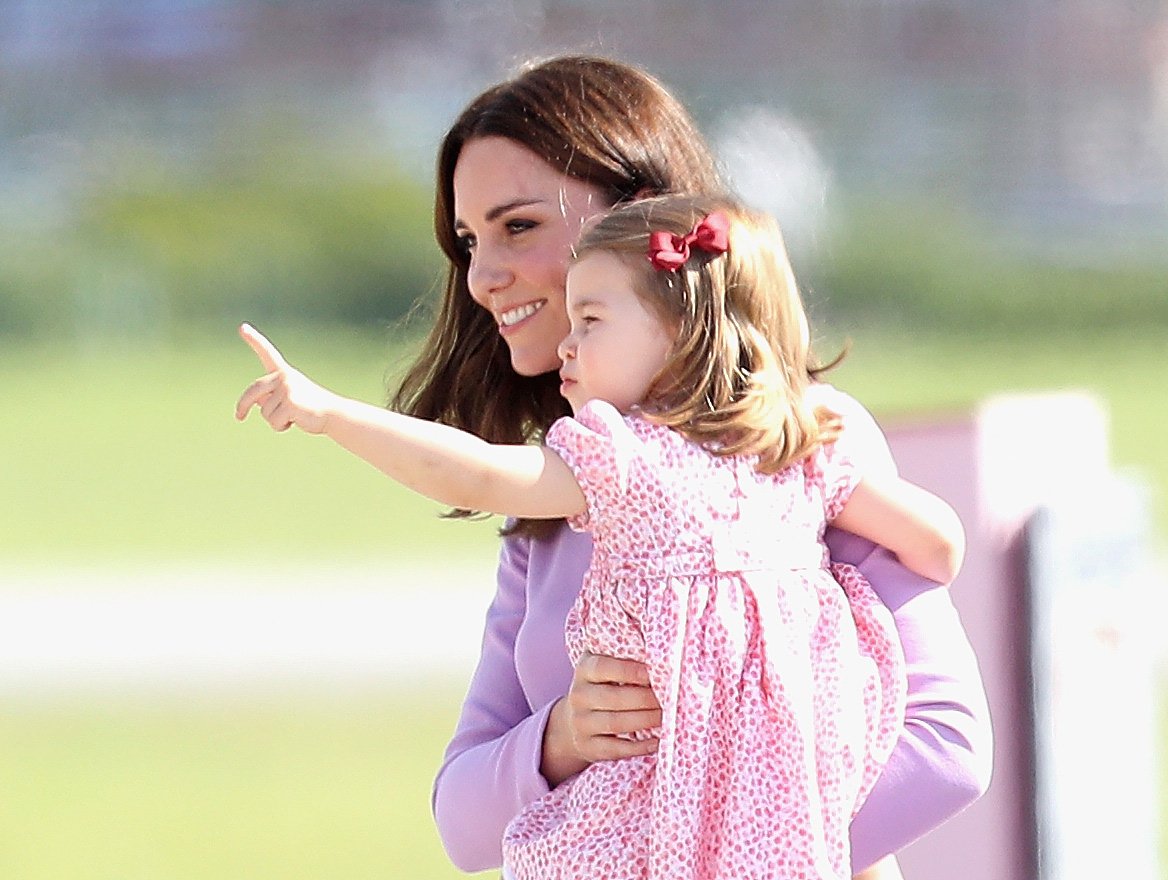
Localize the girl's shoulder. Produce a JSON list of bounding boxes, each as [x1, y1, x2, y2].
[[807, 382, 867, 420], [807, 382, 896, 478], [554, 400, 669, 447]]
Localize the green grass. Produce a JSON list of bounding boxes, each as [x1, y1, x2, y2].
[[0, 691, 485, 880], [1, 324, 1162, 568], [0, 325, 499, 569]]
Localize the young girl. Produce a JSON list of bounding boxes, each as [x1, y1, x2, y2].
[[235, 195, 964, 878]]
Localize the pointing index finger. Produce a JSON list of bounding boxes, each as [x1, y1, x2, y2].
[[239, 322, 287, 373]]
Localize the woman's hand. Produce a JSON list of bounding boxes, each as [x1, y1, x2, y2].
[[853, 855, 904, 880], [235, 323, 338, 435], [540, 652, 662, 787]]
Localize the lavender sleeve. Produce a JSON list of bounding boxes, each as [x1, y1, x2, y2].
[[816, 385, 993, 871], [430, 533, 556, 873], [832, 532, 994, 871], [431, 525, 589, 872]]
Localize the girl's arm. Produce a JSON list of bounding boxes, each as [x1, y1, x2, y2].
[[234, 324, 586, 519], [831, 474, 965, 585]]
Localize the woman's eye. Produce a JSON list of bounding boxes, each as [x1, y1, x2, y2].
[[506, 219, 535, 234], [455, 233, 476, 255]]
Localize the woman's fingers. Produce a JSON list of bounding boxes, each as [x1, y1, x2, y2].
[[585, 733, 659, 762], [568, 696, 661, 762], [569, 678, 660, 734], [570, 677, 658, 713], [575, 652, 653, 688], [563, 653, 662, 764], [586, 707, 662, 738]]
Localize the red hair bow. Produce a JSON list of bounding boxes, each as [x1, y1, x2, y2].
[[647, 211, 730, 271]]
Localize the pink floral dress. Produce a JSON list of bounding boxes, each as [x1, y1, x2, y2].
[[502, 401, 906, 880]]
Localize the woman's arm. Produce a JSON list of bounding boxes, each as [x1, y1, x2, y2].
[[235, 323, 585, 518], [431, 535, 558, 872], [833, 530, 993, 870], [433, 530, 661, 870], [813, 385, 992, 871]]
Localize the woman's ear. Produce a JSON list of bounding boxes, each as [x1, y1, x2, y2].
[[632, 186, 658, 202]]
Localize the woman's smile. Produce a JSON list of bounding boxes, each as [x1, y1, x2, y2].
[[497, 299, 547, 332]]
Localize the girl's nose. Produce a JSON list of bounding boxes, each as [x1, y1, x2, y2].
[[557, 332, 576, 362]]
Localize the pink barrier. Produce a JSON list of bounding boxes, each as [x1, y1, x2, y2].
[[884, 392, 1158, 880]]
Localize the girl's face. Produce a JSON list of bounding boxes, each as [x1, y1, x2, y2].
[[558, 252, 676, 415], [452, 136, 609, 377]]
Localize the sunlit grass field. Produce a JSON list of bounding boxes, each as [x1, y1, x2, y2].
[[0, 324, 1164, 878], [0, 324, 500, 569], [3, 323, 1164, 566], [0, 691, 471, 879]]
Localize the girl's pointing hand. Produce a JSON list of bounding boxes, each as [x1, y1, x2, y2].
[[235, 323, 336, 435]]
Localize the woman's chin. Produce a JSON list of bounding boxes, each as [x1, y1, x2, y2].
[[507, 347, 562, 379]]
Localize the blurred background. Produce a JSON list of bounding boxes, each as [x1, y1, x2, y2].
[[1, 1, 1165, 877]]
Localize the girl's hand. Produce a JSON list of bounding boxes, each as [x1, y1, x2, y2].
[[235, 323, 337, 435], [540, 652, 662, 787]]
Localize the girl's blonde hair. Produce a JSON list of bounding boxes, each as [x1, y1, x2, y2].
[[574, 195, 840, 474]]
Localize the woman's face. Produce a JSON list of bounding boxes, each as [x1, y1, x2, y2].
[[452, 136, 609, 377]]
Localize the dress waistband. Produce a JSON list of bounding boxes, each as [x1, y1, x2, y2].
[[600, 537, 825, 579]]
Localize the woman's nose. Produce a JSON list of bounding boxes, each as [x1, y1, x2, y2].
[[466, 249, 512, 305]]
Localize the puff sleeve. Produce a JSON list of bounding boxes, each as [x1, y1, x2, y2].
[[544, 400, 638, 532]]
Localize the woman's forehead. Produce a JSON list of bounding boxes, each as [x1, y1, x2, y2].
[[453, 136, 602, 222]]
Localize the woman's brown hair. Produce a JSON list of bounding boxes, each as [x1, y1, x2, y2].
[[575, 195, 841, 474], [390, 55, 726, 534]]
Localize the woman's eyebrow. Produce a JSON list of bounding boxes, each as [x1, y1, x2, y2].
[[485, 198, 543, 222], [454, 198, 544, 232]]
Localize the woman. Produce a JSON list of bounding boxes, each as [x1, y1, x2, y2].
[[392, 55, 993, 875]]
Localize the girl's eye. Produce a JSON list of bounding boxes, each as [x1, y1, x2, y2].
[[506, 219, 536, 234], [568, 316, 594, 333]]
